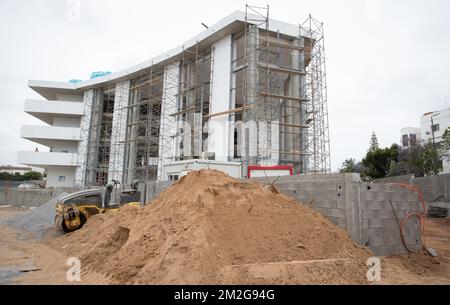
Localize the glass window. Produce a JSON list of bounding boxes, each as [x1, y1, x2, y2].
[[402, 135, 409, 147], [432, 124, 440, 132], [59, 176, 66, 182]]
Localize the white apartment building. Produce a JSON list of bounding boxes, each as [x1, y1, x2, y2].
[[18, 9, 330, 187], [400, 127, 421, 148], [402, 107, 450, 174]]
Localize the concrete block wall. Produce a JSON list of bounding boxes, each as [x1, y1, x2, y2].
[[254, 174, 423, 256], [0, 186, 80, 207], [375, 174, 450, 203], [359, 184, 422, 256]]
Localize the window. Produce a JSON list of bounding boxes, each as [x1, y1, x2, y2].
[[64, 194, 101, 207], [432, 124, 440, 132], [409, 134, 417, 146], [168, 175, 179, 181], [402, 134, 409, 147], [59, 176, 66, 182]]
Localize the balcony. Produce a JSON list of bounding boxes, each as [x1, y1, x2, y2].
[[21, 125, 81, 147], [18, 151, 78, 167], [25, 99, 84, 125]]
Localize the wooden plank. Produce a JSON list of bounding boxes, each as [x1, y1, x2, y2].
[[204, 105, 253, 119], [170, 107, 195, 117], [258, 65, 306, 76], [260, 92, 308, 102]]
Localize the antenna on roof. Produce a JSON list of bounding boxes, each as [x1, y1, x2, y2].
[[201, 22, 209, 29]]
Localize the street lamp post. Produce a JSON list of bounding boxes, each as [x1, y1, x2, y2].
[[430, 111, 441, 176]]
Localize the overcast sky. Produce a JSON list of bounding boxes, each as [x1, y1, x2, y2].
[[0, 0, 449, 171]]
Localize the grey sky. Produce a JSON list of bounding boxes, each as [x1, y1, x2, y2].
[[1, 0, 449, 171]]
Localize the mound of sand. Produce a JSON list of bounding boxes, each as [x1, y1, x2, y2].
[[54, 170, 372, 284]]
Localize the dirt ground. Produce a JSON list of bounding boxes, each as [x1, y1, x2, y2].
[[0, 205, 449, 285]]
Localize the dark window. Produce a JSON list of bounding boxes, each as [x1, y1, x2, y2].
[[402, 134, 409, 147], [409, 134, 417, 146], [432, 124, 440, 132], [64, 193, 102, 207]]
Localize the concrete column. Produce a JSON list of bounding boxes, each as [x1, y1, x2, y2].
[[290, 38, 301, 167], [108, 80, 130, 184], [299, 37, 308, 174], [157, 62, 179, 180], [209, 35, 232, 161], [74, 89, 95, 187], [127, 92, 139, 183], [245, 24, 259, 174]]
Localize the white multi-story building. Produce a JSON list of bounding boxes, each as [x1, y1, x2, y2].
[[402, 107, 450, 174], [400, 127, 421, 148], [420, 108, 450, 144], [18, 10, 330, 187]]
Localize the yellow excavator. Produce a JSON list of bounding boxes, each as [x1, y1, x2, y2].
[[55, 180, 141, 233]]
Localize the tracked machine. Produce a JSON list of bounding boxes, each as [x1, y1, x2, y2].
[[55, 180, 141, 233]]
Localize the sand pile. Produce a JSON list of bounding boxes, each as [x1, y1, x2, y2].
[[54, 170, 372, 284]]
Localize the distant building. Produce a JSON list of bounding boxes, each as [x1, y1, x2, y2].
[[0, 165, 33, 175], [400, 127, 421, 148], [420, 108, 450, 144], [403, 107, 450, 174]]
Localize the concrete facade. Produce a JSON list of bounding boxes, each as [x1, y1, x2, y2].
[[19, 11, 318, 187]]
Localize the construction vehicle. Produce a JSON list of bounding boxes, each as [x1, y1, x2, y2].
[[55, 180, 141, 233]]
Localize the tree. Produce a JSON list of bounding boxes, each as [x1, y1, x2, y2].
[[340, 159, 356, 173], [362, 143, 399, 179], [439, 127, 450, 159], [22, 171, 43, 181], [369, 131, 379, 152], [340, 158, 365, 174], [421, 143, 443, 176], [387, 142, 442, 177]]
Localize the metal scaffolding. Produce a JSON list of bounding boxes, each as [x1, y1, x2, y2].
[[300, 15, 331, 174], [238, 5, 330, 175], [75, 6, 331, 186]]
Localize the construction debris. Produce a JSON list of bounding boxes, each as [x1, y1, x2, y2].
[[53, 170, 372, 284]]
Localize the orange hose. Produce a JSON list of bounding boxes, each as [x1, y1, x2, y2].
[[386, 183, 427, 253]]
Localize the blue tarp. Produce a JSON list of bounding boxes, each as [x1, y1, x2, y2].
[[69, 79, 82, 84], [90, 71, 112, 79]]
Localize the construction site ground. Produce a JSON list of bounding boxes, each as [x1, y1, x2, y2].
[[0, 171, 449, 285], [2, 209, 450, 285]]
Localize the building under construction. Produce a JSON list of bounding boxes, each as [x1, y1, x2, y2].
[[18, 7, 331, 187]]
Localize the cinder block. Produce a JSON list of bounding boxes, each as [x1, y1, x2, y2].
[[362, 209, 394, 219], [368, 219, 384, 228], [313, 207, 329, 217], [328, 217, 339, 226], [317, 182, 337, 191], [362, 219, 369, 229], [300, 182, 318, 192], [277, 182, 297, 191], [336, 199, 347, 209], [392, 191, 407, 202], [310, 190, 328, 200], [328, 208, 346, 218], [370, 245, 408, 256], [338, 218, 347, 228], [368, 236, 402, 247], [366, 201, 391, 210], [407, 193, 418, 202], [314, 200, 337, 209], [375, 192, 387, 202], [363, 191, 375, 201], [365, 227, 400, 237]]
